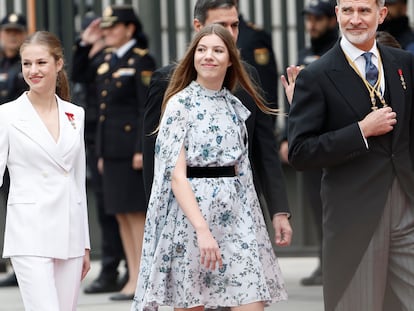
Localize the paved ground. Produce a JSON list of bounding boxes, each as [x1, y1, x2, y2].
[[0, 257, 323, 311]]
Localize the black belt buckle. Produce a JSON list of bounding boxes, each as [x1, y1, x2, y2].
[[187, 166, 236, 178]]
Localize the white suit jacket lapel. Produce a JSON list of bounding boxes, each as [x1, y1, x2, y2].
[[11, 94, 76, 171], [57, 98, 82, 165]]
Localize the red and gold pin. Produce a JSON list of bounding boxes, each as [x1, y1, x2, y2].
[[398, 69, 406, 90]]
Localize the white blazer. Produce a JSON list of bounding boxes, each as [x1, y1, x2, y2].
[[0, 93, 90, 259]]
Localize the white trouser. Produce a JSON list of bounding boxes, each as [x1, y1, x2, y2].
[[11, 256, 83, 311]]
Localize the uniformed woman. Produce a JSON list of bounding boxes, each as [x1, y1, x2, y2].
[[72, 5, 156, 300]]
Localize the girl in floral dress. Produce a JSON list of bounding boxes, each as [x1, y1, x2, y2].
[[132, 24, 288, 311]]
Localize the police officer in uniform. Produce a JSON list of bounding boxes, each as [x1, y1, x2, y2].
[[72, 5, 156, 300], [236, 1, 279, 114], [298, 0, 338, 67], [0, 12, 27, 287], [0, 13, 27, 104], [71, 12, 127, 294]]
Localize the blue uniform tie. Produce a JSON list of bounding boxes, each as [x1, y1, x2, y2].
[[363, 52, 378, 86], [110, 53, 119, 67]]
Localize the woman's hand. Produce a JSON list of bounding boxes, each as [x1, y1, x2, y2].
[[197, 227, 223, 271], [81, 249, 91, 280], [81, 18, 103, 46]]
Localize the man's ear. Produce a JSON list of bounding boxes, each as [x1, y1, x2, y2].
[[378, 6, 388, 25], [193, 18, 202, 32]]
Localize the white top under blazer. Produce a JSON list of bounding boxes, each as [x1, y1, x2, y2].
[[0, 93, 90, 259]]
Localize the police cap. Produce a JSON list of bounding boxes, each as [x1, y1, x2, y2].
[[0, 13, 27, 31], [100, 5, 141, 30], [303, 0, 336, 17]]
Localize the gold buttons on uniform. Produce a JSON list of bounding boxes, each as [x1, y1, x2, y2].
[[100, 103, 107, 110], [101, 90, 108, 97], [124, 124, 132, 132], [99, 115, 106, 122], [116, 81, 122, 88]]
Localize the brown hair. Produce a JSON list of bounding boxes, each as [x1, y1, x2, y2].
[[20, 31, 71, 101], [376, 31, 402, 49], [161, 23, 275, 117]]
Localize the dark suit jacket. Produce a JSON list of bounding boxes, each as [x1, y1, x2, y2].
[[288, 42, 414, 310], [142, 63, 290, 217]]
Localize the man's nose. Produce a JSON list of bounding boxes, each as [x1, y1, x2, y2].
[[350, 11, 362, 24]]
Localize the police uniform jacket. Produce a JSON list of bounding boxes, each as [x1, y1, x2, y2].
[[72, 40, 155, 160], [297, 28, 338, 67], [71, 42, 104, 147], [237, 15, 278, 107], [0, 52, 27, 104]]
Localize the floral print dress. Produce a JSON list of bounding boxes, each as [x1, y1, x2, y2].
[[131, 81, 287, 311]]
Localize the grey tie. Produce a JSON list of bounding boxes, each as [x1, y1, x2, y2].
[[363, 52, 378, 86]]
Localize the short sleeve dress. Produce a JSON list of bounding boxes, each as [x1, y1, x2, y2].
[[131, 81, 287, 310]]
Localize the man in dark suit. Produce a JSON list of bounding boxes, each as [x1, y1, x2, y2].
[[284, 0, 338, 287], [288, 0, 414, 310], [143, 0, 292, 250]]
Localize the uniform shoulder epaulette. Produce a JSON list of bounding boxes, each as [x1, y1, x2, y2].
[[134, 48, 148, 57], [104, 47, 115, 53]]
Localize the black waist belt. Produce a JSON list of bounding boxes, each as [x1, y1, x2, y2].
[[187, 166, 236, 178]]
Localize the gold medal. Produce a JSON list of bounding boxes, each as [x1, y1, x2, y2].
[[344, 51, 386, 110], [97, 63, 109, 75]]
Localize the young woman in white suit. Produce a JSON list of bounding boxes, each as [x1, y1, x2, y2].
[[0, 31, 90, 311]]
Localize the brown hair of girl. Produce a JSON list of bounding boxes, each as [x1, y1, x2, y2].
[[20, 31, 71, 101], [161, 23, 277, 117]]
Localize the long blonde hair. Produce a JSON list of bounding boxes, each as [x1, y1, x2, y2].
[[20, 31, 71, 101], [161, 24, 276, 117]]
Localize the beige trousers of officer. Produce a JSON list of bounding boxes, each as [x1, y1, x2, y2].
[[335, 179, 414, 311], [11, 255, 83, 311]]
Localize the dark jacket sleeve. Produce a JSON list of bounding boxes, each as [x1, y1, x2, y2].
[[238, 15, 278, 106], [71, 40, 96, 83], [287, 65, 368, 171], [242, 64, 291, 217], [134, 54, 157, 153], [142, 65, 174, 202], [251, 102, 291, 216]]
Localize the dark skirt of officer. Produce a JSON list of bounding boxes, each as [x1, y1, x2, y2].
[[102, 159, 146, 215]]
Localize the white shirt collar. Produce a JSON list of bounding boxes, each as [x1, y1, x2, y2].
[[113, 39, 137, 58], [340, 36, 379, 62], [339, 36, 385, 95]]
